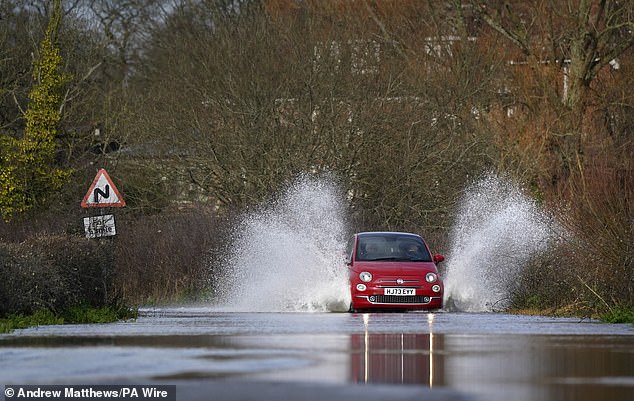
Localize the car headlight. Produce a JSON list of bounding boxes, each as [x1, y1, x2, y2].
[[360, 272, 373, 282], [425, 272, 438, 283]]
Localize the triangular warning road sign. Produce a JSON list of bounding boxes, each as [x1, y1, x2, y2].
[[81, 169, 126, 208]]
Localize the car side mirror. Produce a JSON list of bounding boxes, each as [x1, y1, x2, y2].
[[433, 254, 445, 264], [342, 251, 352, 266]]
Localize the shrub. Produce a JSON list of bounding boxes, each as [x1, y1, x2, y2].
[[0, 234, 116, 317], [113, 206, 234, 304], [555, 158, 634, 314]]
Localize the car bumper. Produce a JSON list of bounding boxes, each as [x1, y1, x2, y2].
[[350, 293, 443, 311]]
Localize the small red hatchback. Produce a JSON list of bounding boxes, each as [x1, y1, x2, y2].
[[346, 232, 444, 312]]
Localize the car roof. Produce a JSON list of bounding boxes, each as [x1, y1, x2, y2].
[[356, 231, 422, 239]]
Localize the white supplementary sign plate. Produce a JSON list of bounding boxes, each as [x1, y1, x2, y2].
[[83, 214, 116, 238], [384, 288, 415, 296]]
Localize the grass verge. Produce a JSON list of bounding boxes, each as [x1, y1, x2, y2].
[[600, 307, 634, 324], [0, 305, 138, 334]]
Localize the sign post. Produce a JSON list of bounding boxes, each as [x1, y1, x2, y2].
[[81, 169, 125, 239]]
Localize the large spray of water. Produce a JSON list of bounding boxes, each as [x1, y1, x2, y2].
[[215, 175, 351, 312], [214, 172, 558, 314], [442, 174, 558, 312]]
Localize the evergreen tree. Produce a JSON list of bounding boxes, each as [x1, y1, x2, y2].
[[0, 0, 72, 221]]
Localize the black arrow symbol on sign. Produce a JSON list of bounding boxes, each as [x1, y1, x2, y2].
[[94, 185, 110, 202]]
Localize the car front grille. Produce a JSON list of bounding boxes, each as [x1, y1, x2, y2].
[[378, 279, 420, 284], [368, 295, 432, 304]]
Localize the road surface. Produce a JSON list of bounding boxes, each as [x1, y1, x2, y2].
[[2, 308, 634, 401]]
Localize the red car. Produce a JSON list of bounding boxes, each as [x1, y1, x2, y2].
[[346, 232, 444, 312]]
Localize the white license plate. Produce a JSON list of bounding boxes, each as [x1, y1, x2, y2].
[[384, 288, 415, 296]]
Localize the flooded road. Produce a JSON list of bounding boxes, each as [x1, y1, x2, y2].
[[1, 308, 634, 401]]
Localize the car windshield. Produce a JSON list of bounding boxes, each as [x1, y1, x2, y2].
[[355, 233, 432, 262]]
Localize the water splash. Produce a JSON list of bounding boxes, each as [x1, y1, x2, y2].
[[215, 175, 351, 312], [443, 174, 558, 312]]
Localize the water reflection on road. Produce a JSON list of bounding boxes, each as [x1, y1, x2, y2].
[[349, 314, 634, 401], [1, 308, 634, 401]]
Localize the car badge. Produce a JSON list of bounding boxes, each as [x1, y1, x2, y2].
[[397, 278, 404, 284]]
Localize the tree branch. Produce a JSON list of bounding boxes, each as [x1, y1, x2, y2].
[[473, 3, 532, 56]]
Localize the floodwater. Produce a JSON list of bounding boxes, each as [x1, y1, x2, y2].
[[2, 176, 632, 400], [1, 308, 634, 401]]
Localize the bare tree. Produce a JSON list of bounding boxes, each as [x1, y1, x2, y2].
[[115, 0, 497, 237], [471, 0, 634, 177]]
